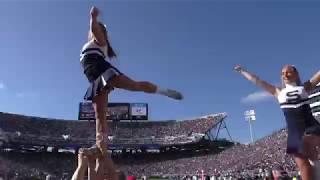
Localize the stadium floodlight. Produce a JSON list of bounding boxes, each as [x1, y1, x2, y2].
[[244, 109, 256, 143]]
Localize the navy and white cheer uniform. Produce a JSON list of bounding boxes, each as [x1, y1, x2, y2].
[[80, 40, 123, 101], [277, 84, 320, 155]]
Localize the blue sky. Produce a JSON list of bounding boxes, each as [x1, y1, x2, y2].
[[0, 1, 319, 143]]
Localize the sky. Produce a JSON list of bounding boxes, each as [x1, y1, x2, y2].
[[0, 0, 319, 143]]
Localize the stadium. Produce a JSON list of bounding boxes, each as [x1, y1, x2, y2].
[[0, 85, 318, 180], [2, 1, 320, 179]]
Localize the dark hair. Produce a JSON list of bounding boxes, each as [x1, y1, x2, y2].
[[281, 65, 302, 88], [99, 22, 117, 59]]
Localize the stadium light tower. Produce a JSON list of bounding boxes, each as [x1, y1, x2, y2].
[[244, 109, 256, 143]]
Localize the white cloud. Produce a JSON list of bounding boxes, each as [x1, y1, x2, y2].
[[0, 82, 6, 89], [241, 91, 273, 104]]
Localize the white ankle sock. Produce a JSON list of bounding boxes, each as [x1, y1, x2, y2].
[[155, 87, 169, 95]]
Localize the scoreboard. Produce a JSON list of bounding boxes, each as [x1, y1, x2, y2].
[[131, 103, 148, 120], [78, 102, 148, 121]]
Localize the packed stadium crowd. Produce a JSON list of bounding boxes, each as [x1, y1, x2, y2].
[[0, 111, 319, 179], [0, 127, 309, 180], [0, 152, 74, 180], [115, 128, 302, 179], [0, 112, 225, 146]]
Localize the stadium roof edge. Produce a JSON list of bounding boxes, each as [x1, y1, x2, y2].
[[0, 111, 227, 123], [176, 112, 227, 121]]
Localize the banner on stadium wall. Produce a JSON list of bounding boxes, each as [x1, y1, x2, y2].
[[78, 102, 148, 121]]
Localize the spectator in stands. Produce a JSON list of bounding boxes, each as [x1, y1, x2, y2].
[[80, 5, 183, 155], [235, 65, 320, 180], [272, 165, 291, 180], [127, 175, 136, 180]]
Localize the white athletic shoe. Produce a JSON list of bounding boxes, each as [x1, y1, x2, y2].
[[166, 89, 183, 100]]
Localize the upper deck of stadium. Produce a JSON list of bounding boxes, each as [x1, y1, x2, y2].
[[0, 112, 227, 147]]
